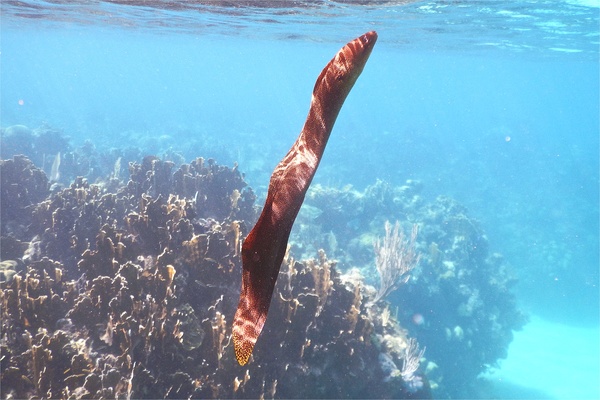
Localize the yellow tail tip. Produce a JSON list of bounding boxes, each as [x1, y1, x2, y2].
[[233, 332, 253, 366]]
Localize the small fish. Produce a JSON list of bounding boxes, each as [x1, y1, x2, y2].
[[232, 31, 378, 365]]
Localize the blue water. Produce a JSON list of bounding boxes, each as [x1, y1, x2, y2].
[[2, 0, 599, 398]]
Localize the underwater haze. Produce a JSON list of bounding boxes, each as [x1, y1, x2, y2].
[[1, 0, 599, 399]]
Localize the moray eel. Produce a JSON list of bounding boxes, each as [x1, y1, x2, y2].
[[232, 31, 378, 366]]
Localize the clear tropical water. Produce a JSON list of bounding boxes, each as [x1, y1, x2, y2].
[[1, 1, 599, 399]]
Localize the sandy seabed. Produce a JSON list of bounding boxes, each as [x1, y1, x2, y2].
[[485, 315, 600, 399]]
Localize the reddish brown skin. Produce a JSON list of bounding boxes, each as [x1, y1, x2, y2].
[[233, 31, 378, 366]]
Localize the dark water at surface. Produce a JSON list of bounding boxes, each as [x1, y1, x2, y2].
[[1, 0, 599, 398]]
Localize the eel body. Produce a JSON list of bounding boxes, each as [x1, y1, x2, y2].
[[232, 31, 378, 366]]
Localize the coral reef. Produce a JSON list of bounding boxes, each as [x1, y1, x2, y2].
[[295, 180, 528, 397], [1, 152, 429, 399], [1, 125, 524, 399], [0, 125, 70, 179], [1, 155, 49, 240]]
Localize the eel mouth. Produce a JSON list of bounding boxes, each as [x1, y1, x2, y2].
[[361, 31, 378, 49]]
